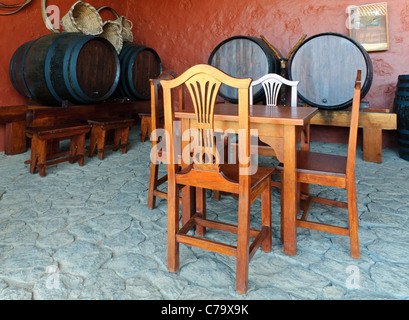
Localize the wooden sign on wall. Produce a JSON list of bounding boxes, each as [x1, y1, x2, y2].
[[347, 2, 389, 52]]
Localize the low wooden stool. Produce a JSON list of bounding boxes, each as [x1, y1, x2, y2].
[[87, 118, 134, 160], [139, 111, 163, 142], [25, 123, 91, 177]]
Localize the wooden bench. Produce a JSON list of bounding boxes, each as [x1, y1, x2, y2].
[[310, 108, 397, 163], [25, 123, 91, 177], [88, 118, 135, 159], [0, 101, 151, 155], [0, 105, 48, 155]]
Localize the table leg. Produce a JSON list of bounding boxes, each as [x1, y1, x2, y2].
[[282, 125, 297, 255]]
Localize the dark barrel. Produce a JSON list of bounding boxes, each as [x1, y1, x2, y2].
[[116, 43, 162, 100], [9, 33, 120, 106], [287, 32, 373, 110], [394, 75, 409, 161], [208, 35, 282, 104]]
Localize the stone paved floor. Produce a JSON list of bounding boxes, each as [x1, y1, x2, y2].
[[0, 126, 409, 300]]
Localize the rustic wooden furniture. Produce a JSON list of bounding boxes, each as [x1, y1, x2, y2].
[[87, 118, 134, 160], [176, 101, 318, 258], [310, 107, 397, 163], [25, 123, 91, 177], [280, 70, 362, 259], [147, 70, 178, 209], [161, 64, 274, 294], [139, 112, 155, 142], [26, 102, 146, 128], [250, 73, 299, 107], [250, 73, 303, 160], [0, 102, 148, 155]]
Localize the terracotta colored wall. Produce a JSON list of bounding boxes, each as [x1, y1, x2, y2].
[[0, 0, 125, 151], [1, 0, 408, 151]]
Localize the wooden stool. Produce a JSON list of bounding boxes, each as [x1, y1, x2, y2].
[[87, 118, 134, 160], [139, 111, 163, 142], [25, 123, 91, 177]]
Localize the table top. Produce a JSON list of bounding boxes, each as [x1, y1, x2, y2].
[[175, 103, 318, 126]]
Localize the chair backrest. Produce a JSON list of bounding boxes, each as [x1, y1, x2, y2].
[[149, 70, 177, 145], [250, 73, 299, 107], [346, 70, 362, 175], [160, 64, 252, 173]]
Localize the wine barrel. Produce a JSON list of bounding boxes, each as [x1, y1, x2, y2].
[[208, 36, 282, 104], [9, 33, 120, 106], [116, 43, 163, 100], [394, 75, 409, 161], [287, 32, 373, 110]]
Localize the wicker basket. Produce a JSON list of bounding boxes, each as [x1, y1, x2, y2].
[[97, 6, 133, 42], [100, 20, 123, 54], [61, 1, 103, 35]]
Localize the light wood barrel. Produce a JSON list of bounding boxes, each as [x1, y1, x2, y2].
[[208, 36, 282, 104], [287, 32, 373, 110]]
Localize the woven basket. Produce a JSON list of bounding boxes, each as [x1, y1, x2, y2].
[[97, 6, 133, 42], [61, 1, 103, 35], [100, 20, 123, 54]]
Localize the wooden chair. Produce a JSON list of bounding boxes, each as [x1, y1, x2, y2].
[[249, 73, 303, 189], [251, 73, 300, 158], [161, 64, 274, 294], [147, 70, 178, 209], [250, 73, 299, 108], [280, 70, 362, 259]]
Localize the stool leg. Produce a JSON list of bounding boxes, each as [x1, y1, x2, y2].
[[88, 126, 97, 158], [69, 136, 78, 164], [140, 116, 151, 142], [72, 134, 86, 166], [37, 139, 47, 177], [29, 135, 39, 174], [120, 127, 130, 154], [114, 127, 130, 154], [97, 128, 107, 160]]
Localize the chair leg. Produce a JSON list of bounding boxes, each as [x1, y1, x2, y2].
[[347, 179, 360, 259], [147, 162, 159, 209], [236, 195, 250, 294], [261, 183, 272, 253], [195, 187, 206, 237], [167, 185, 180, 273]]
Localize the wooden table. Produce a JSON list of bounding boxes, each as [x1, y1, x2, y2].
[[175, 103, 318, 256]]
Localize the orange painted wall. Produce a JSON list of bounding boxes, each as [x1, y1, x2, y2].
[[1, 0, 408, 151]]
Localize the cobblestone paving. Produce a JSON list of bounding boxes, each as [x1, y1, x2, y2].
[[0, 127, 408, 300]]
